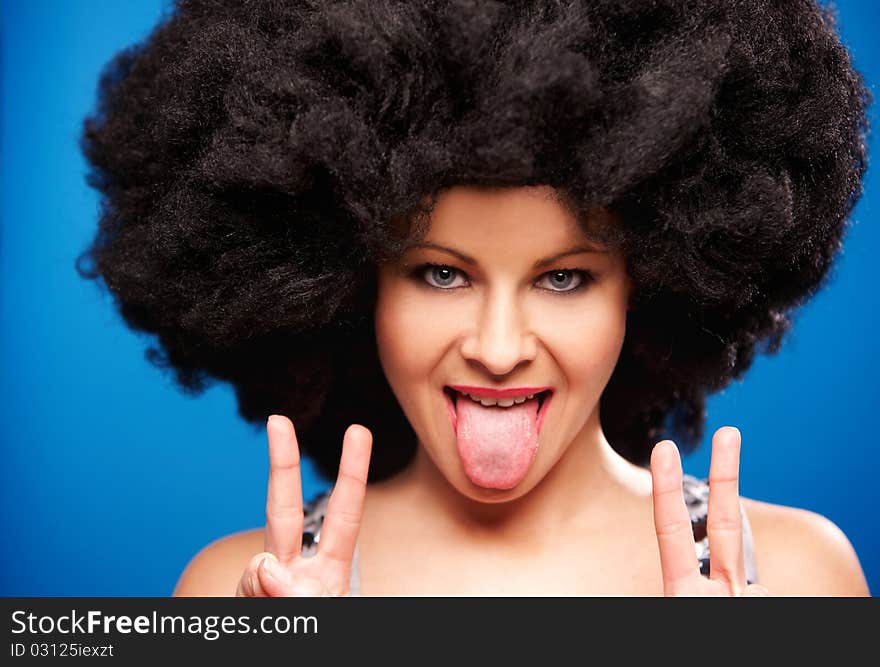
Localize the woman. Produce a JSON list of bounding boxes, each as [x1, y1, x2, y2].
[[79, 0, 871, 595]]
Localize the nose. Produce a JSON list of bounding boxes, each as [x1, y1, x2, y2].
[[459, 287, 538, 376]]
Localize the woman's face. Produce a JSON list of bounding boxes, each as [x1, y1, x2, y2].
[[375, 185, 631, 502]]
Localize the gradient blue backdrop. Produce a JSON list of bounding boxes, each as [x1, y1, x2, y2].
[[2, 0, 878, 597]]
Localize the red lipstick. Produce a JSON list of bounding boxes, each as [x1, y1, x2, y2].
[[443, 385, 554, 438], [447, 385, 553, 398]]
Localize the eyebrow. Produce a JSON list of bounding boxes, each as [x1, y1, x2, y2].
[[405, 242, 607, 268]]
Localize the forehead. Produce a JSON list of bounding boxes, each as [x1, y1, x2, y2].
[[419, 185, 597, 249]]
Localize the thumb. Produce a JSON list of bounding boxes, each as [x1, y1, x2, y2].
[[257, 554, 292, 596]]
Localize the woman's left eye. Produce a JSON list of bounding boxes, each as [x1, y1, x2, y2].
[[536, 269, 592, 293]]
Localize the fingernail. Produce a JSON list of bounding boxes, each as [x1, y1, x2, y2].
[[267, 415, 290, 435], [261, 555, 290, 585]]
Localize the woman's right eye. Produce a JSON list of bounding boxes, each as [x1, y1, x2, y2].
[[415, 263, 469, 289]]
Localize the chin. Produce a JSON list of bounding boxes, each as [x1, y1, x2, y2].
[[446, 452, 548, 503]]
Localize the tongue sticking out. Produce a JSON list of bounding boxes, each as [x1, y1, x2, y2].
[[455, 395, 541, 489]]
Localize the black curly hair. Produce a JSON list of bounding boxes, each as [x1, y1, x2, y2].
[[78, 0, 870, 483]]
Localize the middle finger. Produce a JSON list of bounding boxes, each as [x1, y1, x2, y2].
[[651, 440, 701, 595], [318, 424, 373, 567]]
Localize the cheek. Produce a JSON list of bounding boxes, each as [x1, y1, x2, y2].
[[374, 283, 457, 387], [539, 297, 628, 391]]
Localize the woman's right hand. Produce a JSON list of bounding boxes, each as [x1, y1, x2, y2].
[[236, 415, 373, 597]]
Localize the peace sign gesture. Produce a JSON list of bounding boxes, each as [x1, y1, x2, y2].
[[236, 415, 372, 597], [650, 426, 770, 597]]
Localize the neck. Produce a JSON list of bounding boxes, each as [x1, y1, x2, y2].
[[377, 408, 652, 545]]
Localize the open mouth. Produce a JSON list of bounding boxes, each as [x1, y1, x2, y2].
[[442, 387, 553, 433], [442, 386, 554, 489], [443, 387, 552, 410]]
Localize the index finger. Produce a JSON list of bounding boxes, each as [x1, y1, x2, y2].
[[706, 426, 746, 593], [264, 415, 304, 566], [651, 440, 701, 595]]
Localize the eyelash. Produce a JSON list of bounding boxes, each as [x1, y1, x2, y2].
[[411, 263, 595, 295]]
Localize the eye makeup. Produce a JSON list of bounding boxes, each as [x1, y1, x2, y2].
[[408, 262, 595, 295]]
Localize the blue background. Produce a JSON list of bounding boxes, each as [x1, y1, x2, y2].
[[2, 0, 877, 597]]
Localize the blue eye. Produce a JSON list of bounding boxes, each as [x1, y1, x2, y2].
[[411, 263, 592, 294], [537, 269, 591, 293], [421, 264, 467, 289]]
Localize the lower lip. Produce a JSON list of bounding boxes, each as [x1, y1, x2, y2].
[[443, 389, 553, 435]]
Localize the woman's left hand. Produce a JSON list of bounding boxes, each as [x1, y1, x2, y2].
[[650, 426, 770, 597]]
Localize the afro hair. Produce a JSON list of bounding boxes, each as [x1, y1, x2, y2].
[[78, 0, 870, 482]]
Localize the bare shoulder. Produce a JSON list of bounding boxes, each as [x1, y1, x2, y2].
[[741, 497, 870, 596], [172, 528, 264, 597]]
